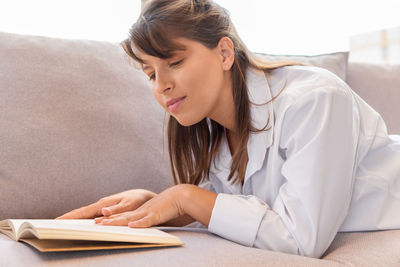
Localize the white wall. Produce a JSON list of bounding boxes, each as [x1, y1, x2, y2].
[[215, 0, 400, 55], [1, 0, 399, 57]]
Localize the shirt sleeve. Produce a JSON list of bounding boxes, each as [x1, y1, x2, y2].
[[208, 86, 360, 258]]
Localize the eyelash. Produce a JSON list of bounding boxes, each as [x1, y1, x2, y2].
[[148, 59, 184, 81]]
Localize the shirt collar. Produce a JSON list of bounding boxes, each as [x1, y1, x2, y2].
[[210, 66, 275, 193]]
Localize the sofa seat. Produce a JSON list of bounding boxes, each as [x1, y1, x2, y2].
[[2, 227, 400, 266]]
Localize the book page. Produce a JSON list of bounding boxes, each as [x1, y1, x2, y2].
[[20, 219, 169, 237], [12, 219, 182, 244], [20, 238, 181, 252], [0, 219, 18, 240], [1, 220, 26, 234]]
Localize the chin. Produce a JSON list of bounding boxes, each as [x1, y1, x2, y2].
[[173, 114, 204, 127]]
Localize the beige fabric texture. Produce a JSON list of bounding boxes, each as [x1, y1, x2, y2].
[[0, 229, 339, 267], [0, 32, 174, 220], [322, 229, 400, 266], [346, 61, 400, 134], [1, 31, 399, 266], [257, 51, 349, 81]]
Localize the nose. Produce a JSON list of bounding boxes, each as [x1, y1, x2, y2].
[[154, 70, 173, 94]]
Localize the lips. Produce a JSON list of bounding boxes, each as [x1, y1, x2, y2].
[[167, 96, 186, 107]]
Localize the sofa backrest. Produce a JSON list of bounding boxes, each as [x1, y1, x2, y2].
[[0, 32, 174, 219], [346, 61, 400, 134]]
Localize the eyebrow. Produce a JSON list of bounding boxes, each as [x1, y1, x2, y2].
[[138, 58, 151, 71]]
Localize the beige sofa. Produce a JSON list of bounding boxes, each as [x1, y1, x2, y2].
[[1, 31, 400, 266]]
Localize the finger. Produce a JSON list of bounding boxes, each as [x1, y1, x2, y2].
[[128, 216, 152, 228], [102, 201, 138, 217], [101, 207, 112, 217], [94, 214, 119, 223], [55, 208, 92, 219], [56, 201, 106, 219], [94, 212, 122, 223], [98, 211, 146, 226], [95, 210, 129, 222]]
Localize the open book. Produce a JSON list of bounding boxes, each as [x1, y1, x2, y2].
[[0, 219, 183, 252]]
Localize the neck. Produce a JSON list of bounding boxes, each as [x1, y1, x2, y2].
[[208, 71, 236, 133]]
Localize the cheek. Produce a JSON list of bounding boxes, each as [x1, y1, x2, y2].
[[153, 91, 165, 109], [179, 59, 223, 100]]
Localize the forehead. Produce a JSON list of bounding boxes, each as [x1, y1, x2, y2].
[[132, 37, 194, 65], [139, 50, 185, 63]]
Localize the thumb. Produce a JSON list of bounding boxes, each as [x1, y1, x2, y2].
[[56, 204, 101, 219], [56, 200, 110, 219]]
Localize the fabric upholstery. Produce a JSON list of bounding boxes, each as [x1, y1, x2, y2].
[[257, 51, 349, 81], [0, 228, 338, 267], [322, 229, 400, 266], [0, 32, 174, 220], [346, 61, 400, 134]]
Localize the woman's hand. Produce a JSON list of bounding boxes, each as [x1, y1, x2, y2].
[[55, 189, 157, 219], [94, 184, 187, 228]]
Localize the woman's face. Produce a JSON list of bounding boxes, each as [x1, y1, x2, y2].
[[133, 37, 234, 127]]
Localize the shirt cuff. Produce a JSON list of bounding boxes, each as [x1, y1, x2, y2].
[[208, 193, 268, 247]]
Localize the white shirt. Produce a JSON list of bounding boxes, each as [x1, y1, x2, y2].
[[192, 65, 400, 258]]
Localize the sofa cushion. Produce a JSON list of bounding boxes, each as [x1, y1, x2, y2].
[[0, 228, 338, 266], [2, 226, 400, 266], [0, 31, 174, 220], [256, 51, 349, 82], [322, 229, 400, 266], [346, 61, 400, 134]]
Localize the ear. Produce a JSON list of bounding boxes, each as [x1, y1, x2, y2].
[[217, 36, 235, 71]]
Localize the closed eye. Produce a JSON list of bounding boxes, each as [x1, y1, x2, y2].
[[170, 59, 184, 67], [147, 59, 184, 81]]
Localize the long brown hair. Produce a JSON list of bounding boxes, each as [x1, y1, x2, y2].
[[121, 0, 309, 186]]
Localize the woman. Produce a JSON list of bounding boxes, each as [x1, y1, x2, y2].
[[57, 0, 400, 258]]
